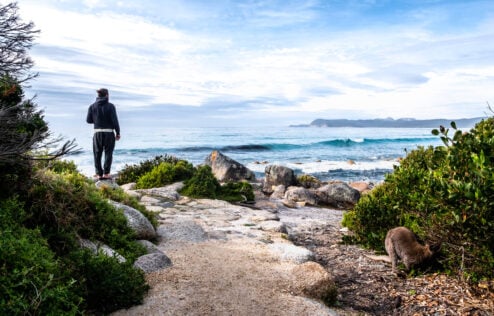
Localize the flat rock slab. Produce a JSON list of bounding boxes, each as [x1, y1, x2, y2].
[[157, 220, 209, 243]]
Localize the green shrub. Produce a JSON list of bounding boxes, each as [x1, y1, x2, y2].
[[346, 118, 494, 281], [66, 250, 149, 314], [99, 186, 158, 229], [218, 181, 255, 202], [0, 199, 81, 315], [179, 165, 255, 202], [116, 155, 182, 185], [136, 159, 194, 189], [180, 165, 220, 198], [27, 170, 147, 260], [297, 174, 322, 188], [35, 158, 79, 174]]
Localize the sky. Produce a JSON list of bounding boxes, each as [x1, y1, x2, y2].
[[10, 0, 494, 133]]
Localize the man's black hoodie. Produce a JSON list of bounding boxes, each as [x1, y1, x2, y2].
[[86, 97, 120, 135]]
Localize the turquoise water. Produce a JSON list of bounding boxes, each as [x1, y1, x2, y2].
[[65, 126, 443, 183]]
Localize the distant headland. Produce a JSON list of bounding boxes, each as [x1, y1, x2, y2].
[[291, 117, 484, 128]]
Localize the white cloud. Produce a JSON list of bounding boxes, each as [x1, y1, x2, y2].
[[13, 0, 494, 126]]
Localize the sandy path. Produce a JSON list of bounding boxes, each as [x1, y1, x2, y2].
[[113, 240, 334, 316], [112, 195, 340, 316]]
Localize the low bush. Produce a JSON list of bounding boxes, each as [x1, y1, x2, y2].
[[116, 155, 181, 185], [0, 198, 81, 315], [35, 158, 79, 174], [344, 118, 494, 281], [180, 165, 220, 198], [99, 185, 158, 229], [27, 170, 147, 260], [66, 250, 148, 314], [297, 174, 322, 188], [136, 159, 194, 189], [219, 181, 255, 202], [3, 169, 152, 314], [179, 165, 255, 202]]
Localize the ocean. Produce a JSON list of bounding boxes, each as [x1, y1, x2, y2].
[[63, 126, 445, 183]]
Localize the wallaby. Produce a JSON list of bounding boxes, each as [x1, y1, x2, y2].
[[385, 226, 440, 275]]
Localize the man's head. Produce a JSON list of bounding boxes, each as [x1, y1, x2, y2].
[[97, 88, 109, 98]]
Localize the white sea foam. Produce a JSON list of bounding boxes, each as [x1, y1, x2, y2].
[[246, 159, 399, 174]]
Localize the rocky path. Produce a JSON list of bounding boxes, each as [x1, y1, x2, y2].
[[112, 184, 494, 316]]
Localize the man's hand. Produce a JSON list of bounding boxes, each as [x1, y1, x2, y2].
[[116, 135, 121, 141]]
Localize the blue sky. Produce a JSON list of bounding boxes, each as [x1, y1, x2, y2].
[[12, 0, 494, 133]]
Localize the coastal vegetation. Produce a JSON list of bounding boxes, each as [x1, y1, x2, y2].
[[343, 116, 494, 281], [0, 79, 151, 314], [118, 160, 255, 203], [1, 4, 149, 314]]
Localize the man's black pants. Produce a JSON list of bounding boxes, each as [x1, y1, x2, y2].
[[93, 132, 115, 176]]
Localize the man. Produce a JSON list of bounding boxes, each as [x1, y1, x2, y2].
[[86, 88, 120, 180]]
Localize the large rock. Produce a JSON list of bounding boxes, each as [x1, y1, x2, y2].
[[284, 187, 318, 206], [136, 240, 162, 254], [349, 181, 374, 194], [263, 165, 297, 194], [204, 150, 256, 182], [270, 185, 286, 200], [110, 201, 157, 240], [157, 220, 209, 243], [134, 252, 172, 273], [315, 182, 360, 209]]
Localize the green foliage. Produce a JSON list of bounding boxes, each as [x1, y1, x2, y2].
[[179, 165, 255, 202], [118, 155, 255, 202], [346, 119, 494, 281], [0, 75, 48, 140], [0, 169, 150, 314], [136, 159, 194, 189], [1, 6, 146, 313], [297, 174, 322, 188], [66, 250, 149, 314], [219, 181, 255, 202], [180, 165, 220, 198], [99, 185, 158, 229], [27, 170, 146, 260], [116, 155, 182, 185], [0, 198, 81, 315], [35, 159, 79, 174]]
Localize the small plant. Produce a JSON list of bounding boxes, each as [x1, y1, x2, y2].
[[34, 158, 79, 174], [99, 186, 158, 228], [67, 250, 149, 314], [179, 165, 255, 202], [116, 155, 182, 185], [218, 181, 255, 202], [136, 159, 194, 189], [180, 165, 220, 199], [0, 198, 81, 315], [297, 174, 322, 188]]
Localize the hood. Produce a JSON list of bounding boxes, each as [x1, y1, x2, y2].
[[95, 96, 108, 105]]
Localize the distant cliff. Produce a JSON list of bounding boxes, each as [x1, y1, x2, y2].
[[292, 117, 484, 128]]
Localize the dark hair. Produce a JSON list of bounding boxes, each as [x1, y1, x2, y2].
[[97, 88, 108, 97]]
